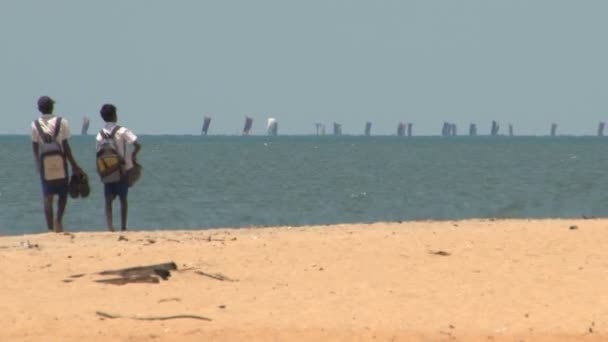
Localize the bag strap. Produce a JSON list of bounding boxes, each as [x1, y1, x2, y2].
[[53, 117, 62, 138], [34, 119, 53, 143], [100, 125, 122, 140], [111, 126, 127, 161], [109, 125, 122, 138], [35, 117, 63, 143]]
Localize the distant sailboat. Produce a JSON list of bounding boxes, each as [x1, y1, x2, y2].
[[243, 116, 253, 135], [491, 121, 500, 136], [81, 116, 90, 135], [550, 123, 558, 137], [267, 118, 278, 136], [201, 116, 211, 135], [333, 122, 342, 135], [598, 122, 605, 136], [397, 122, 406, 137], [469, 123, 477, 136], [442, 122, 456, 136], [315, 123, 325, 135], [364, 122, 372, 136]]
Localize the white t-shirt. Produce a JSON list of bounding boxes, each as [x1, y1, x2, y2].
[[96, 123, 138, 171], [31, 115, 71, 143]]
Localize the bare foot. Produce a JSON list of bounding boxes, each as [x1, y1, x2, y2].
[[108, 226, 115, 232]]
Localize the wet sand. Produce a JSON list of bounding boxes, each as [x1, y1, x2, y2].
[[1, 219, 608, 341]]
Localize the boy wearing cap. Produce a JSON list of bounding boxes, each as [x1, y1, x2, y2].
[[31, 96, 82, 232], [96, 103, 141, 231]]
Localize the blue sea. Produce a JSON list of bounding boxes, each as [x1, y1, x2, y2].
[[2, 135, 608, 235]]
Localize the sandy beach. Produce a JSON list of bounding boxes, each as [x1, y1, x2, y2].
[[2, 219, 608, 341]]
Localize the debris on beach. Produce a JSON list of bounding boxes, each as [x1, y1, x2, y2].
[[429, 250, 451, 256], [195, 270, 238, 282], [203, 234, 234, 242], [158, 298, 181, 303], [96, 311, 211, 321], [20, 240, 39, 249], [569, 225, 578, 230], [143, 238, 156, 245], [94, 262, 178, 285], [65, 262, 237, 286]]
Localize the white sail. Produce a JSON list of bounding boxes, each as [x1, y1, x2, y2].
[[267, 118, 278, 136]]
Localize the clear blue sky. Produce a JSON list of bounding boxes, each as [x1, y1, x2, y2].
[[2, 0, 607, 135]]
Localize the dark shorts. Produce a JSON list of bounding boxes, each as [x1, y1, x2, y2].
[[41, 177, 68, 197], [104, 177, 129, 199]]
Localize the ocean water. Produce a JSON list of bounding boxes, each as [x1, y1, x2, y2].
[[2, 135, 608, 235]]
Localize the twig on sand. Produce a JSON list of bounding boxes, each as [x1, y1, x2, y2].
[[96, 311, 211, 321], [429, 250, 451, 256], [204, 235, 228, 242], [158, 298, 182, 303], [195, 271, 237, 282]]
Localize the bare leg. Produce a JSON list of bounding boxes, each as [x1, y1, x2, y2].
[[43, 195, 54, 231], [54, 194, 67, 233], [105, 195, 115, 232], [119, 196, 128, 231]]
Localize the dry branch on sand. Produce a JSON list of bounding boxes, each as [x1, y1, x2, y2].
[[96, 311, 211, 321], [95, 262, 177, 285]]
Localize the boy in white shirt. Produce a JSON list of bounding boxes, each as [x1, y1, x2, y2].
[[96, 104, 141, 231], [31, 96, 82, 232]]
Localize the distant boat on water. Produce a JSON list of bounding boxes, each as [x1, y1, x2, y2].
[[491, 120, 500, 136], [201, 116, 211, 135], [315, 123, 325, 135], [364, 122, 372, 136], [243, 116, 253, 135], [469, 123, 477, 136], [442, 122, 456, 136], [397, 122, 406, 136], [267, 118, 278, 136], [550, 123, 558, 137], [333, 122, 342, 135], [81, 117, 90, 135]]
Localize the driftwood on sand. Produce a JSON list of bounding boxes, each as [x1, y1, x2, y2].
[[96, 311, 211, 321], [99, 262, 177, 277], [69, 262, 236, 286], [95, 262, 178, 285]]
